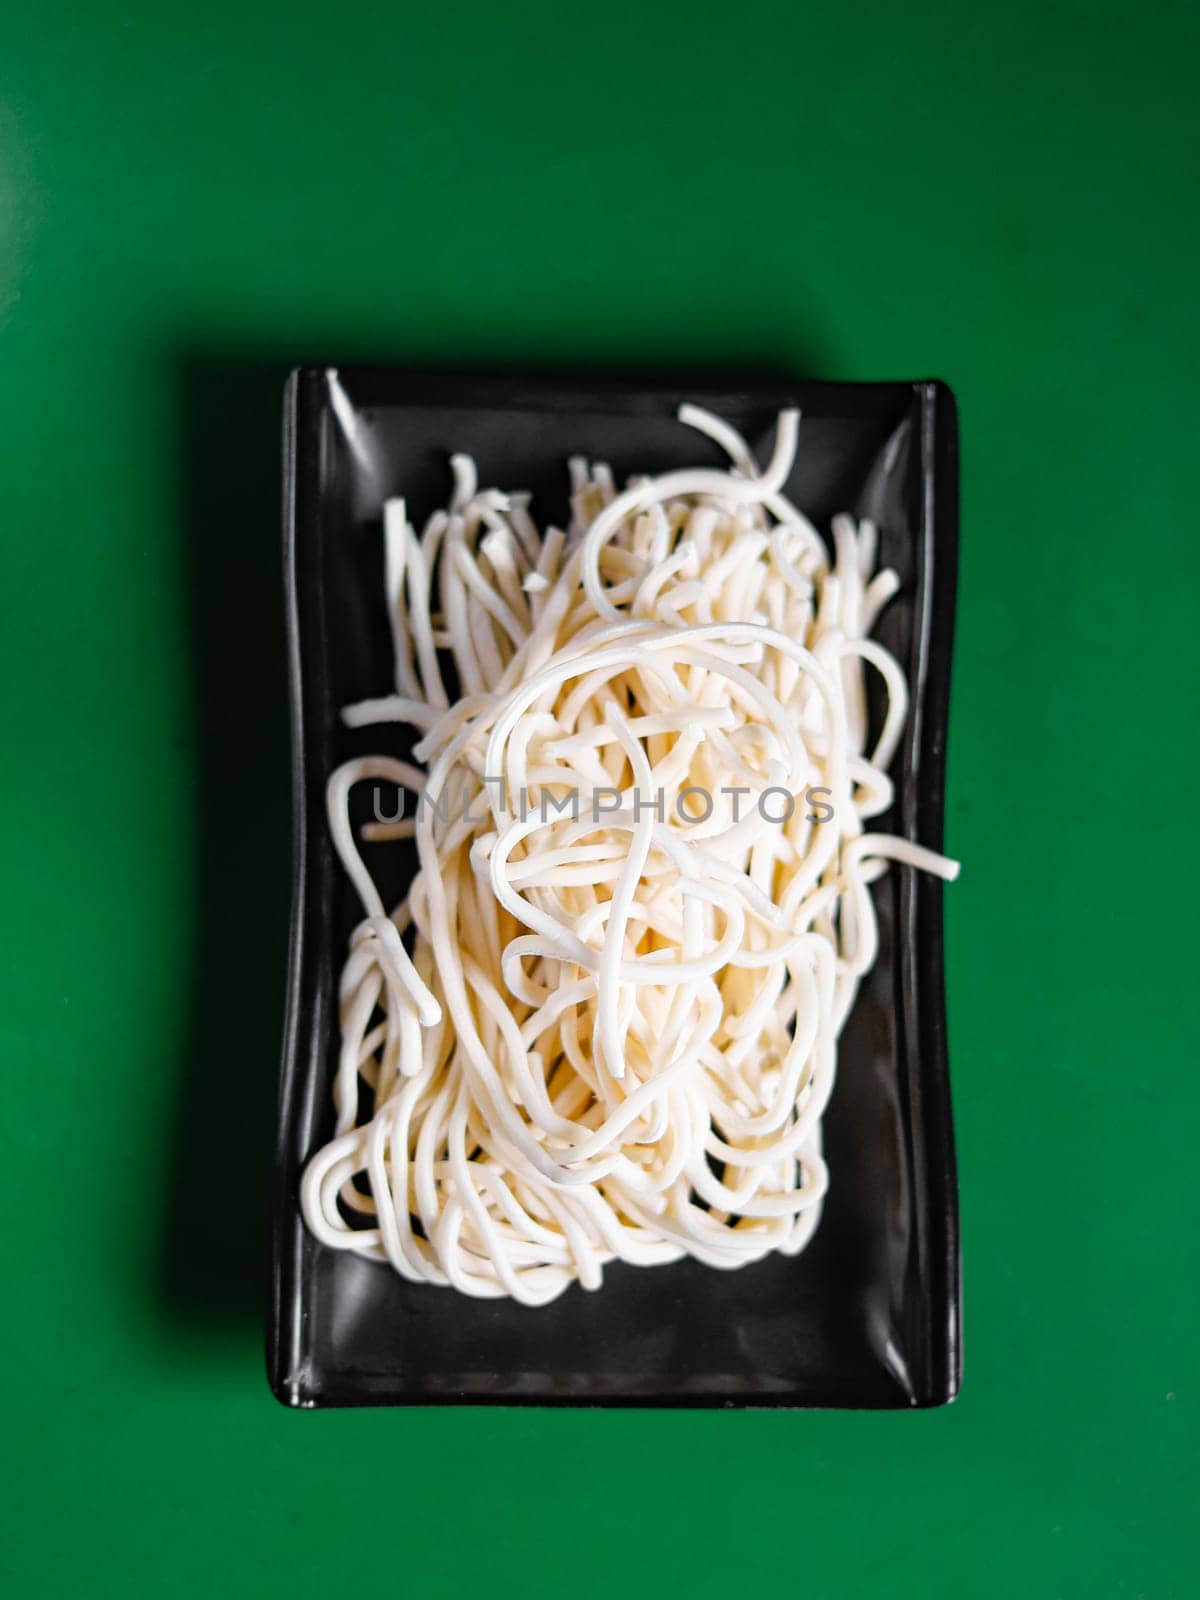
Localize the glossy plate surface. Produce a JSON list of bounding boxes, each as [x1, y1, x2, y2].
[[270, 369, 960, 1409]]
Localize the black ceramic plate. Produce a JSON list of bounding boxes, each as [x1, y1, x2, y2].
[[270, 368, 960, 1409]]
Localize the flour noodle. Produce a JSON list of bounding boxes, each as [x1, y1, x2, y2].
[[300, 406, 959, 1304]]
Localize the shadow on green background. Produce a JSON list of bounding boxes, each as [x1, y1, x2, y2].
[[161, 354, 291, 1334]]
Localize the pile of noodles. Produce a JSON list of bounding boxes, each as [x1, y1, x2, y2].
[[300, 406, 958, 1305]]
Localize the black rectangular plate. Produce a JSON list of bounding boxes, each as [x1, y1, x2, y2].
[[270, 368, 960, 1409]]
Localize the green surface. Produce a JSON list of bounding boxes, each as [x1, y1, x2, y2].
[[2, 1, 1198, 1595]]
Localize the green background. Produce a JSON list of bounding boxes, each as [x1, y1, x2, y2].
[[2, 1, 1197, 1595]]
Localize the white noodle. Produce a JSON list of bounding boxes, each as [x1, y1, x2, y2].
[[299, 407, 959, 1305]]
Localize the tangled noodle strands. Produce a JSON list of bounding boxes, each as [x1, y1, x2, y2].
[[300, 406, 959, 1305]]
